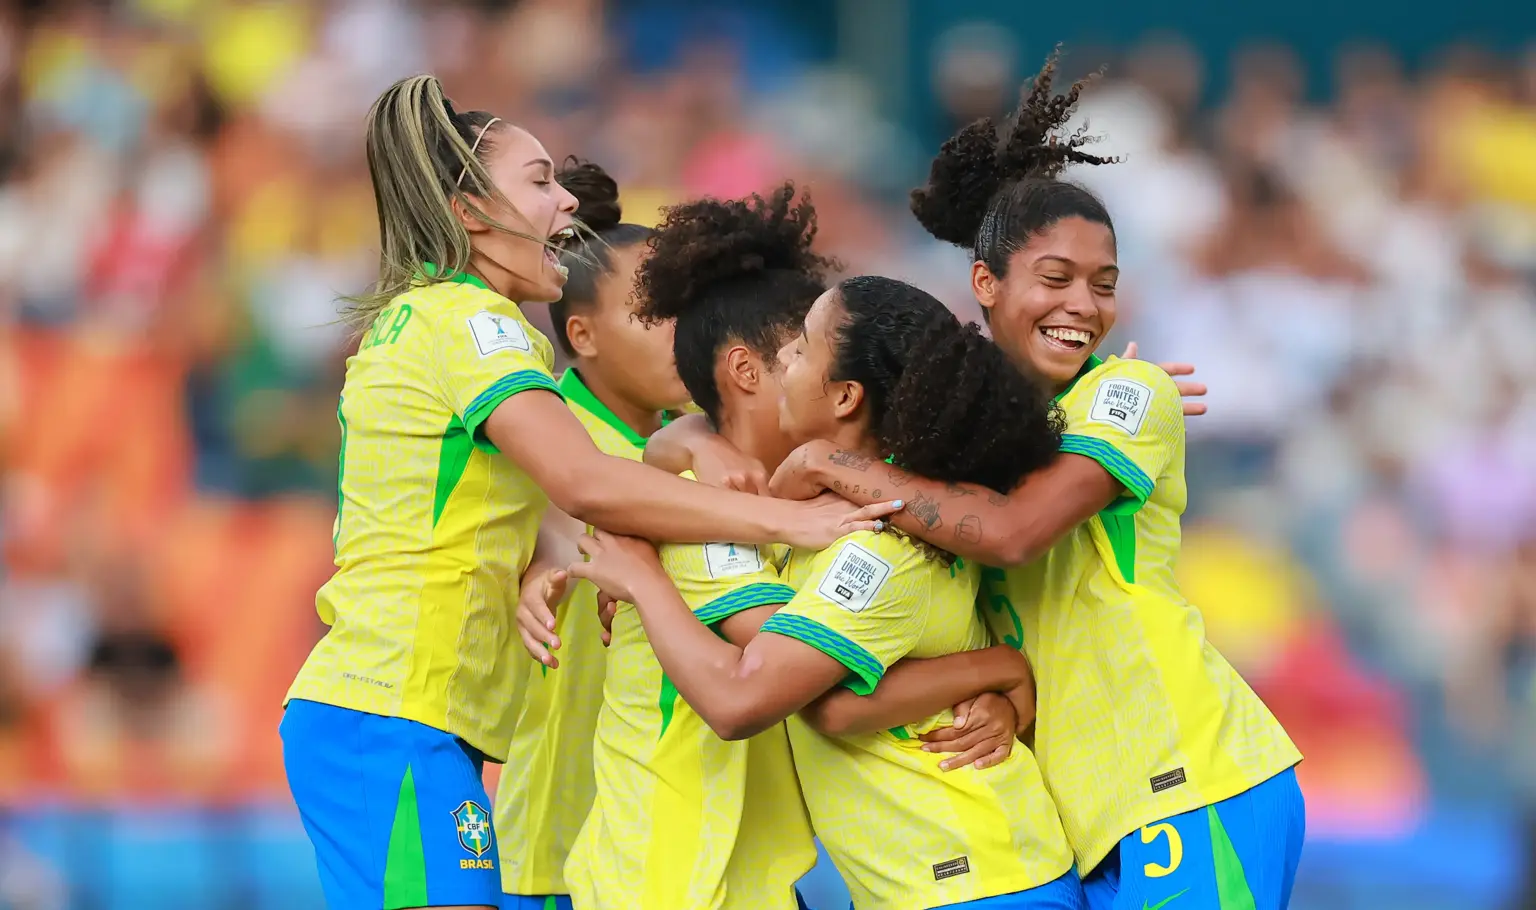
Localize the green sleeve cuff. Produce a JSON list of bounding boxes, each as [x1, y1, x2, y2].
[[693, 583, 796, 627], [760, 613, 883, 695], [463, 370, 562, 452], [1060, 434, 1154, 509]]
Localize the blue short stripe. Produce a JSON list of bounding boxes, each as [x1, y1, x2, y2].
[[694, 583, 797, 626], [1060, 435, 1154, 503]]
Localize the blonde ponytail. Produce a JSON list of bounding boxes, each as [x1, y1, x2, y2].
[[343, 75, 551, 327]]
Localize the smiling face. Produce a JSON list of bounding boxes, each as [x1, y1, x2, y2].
[[458, 125, 578, 304], [972, 215, 1119, 389]]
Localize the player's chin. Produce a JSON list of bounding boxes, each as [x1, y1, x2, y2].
[[1028, 336, 1088, 386]]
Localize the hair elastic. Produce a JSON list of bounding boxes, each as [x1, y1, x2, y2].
[[457, 117, 501, 188]]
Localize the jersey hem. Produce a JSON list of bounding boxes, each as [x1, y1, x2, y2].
[[1073, 755, 1304, 874], [464, 369, 563, 452], [847, 863, 1072, 910], [1060, 434, 1154, 504], [693, 582, 796, 626], [760, 613, 882, 694]]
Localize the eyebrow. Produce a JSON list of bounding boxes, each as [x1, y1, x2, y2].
[[1034, 255, 1118, 273], [525, 157, 554, 169]]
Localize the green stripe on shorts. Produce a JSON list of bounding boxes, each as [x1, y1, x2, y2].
[[384, 765, 429, 909], [1207, 804, 1257, 910]]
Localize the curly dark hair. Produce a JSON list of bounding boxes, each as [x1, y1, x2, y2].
[[548, 158, 654, 358], [910, 48, 1117, 280], [829, 275, 1064, 493], [637, 184, 836, 423]]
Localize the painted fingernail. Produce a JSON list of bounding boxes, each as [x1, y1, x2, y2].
[[873, 520, 884, 532], [893, 500, 904, 508]]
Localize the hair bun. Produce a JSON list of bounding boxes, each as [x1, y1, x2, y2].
[[557, 158, 623, 234], [636, 183, 835, 324]]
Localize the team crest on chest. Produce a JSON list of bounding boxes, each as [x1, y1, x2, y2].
[[451, 800, 494, 857]]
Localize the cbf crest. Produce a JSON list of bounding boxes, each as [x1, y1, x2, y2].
[[451, 800, 493, 857]]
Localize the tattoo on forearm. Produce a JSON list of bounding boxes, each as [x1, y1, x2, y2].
[[908, 492, 943, 530], [987, 490, 1009, 507], [831, 480, 883, 499], [829, 450, 874, 471], [885, 467, 912, 488], [945, 482, 977, 498], [956, 515, 982, 544]]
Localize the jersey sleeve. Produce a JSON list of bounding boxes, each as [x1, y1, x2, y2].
[[659, 542, 795, 629], [1059, 357, 1184, 514], [430, 300, 561, 451], [759, 534, 928, 695]]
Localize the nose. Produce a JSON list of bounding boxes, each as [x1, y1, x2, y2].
[[556, 181, 578, 215], [1060, 280, 1098, 318]]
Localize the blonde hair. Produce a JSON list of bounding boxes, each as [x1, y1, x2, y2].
[[344, 75, 553, 327]]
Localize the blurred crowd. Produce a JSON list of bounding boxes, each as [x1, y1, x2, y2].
[[0, 0, 1534, 906]]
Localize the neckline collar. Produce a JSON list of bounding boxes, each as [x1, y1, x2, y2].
[[420, 262, 491, 292], [1055, 353, 1104, 401], [559, 368, 652, 449]]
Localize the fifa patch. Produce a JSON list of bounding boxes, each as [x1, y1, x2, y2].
[[451, 800, 494, 856], [932, 856, 971, 881], [816, 541, 893, 613], [467, 309, 531, 357], [1150, 767, 1187, 793], [703, 542, 763, 579], [1089, 378, 1153, 436]]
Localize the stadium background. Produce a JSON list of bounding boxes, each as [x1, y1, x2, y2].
[[1, 0, 1534, 907]]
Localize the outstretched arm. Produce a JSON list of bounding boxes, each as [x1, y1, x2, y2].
[[484, 391, 896, 548], [801, 645, 1032, 737], [773, 442, 1120, 567]]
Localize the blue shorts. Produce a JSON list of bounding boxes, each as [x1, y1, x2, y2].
[[1082, 767, 1305, 910], [502, 897, 573, 910], [281, 699, 502, 909]]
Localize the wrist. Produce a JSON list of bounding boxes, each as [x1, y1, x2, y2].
[[628, 572, 681, 610]]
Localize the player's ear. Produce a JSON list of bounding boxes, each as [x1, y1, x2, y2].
[[721, 344, 759, 393], [830, 378, 863, 420], [566, 312, 597, 358]]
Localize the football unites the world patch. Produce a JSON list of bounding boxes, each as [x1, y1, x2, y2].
[[816, 541, 893, 613], [467, 309, 531, 357], [451, 800, 494, 857], [1089, 377, 1153, 436]]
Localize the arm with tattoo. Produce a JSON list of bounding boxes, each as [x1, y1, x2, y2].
[[771, 439, 1121, 567]]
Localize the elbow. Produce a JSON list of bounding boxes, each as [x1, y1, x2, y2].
[[992, 517, 1050, 568], [799, 698, 857, 738], [705, 706, 769, 742], [545, 463, 611, 524]]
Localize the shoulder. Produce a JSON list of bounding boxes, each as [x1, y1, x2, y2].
[[1065, 356, 1181, 432], [802, 531, 941, 610]]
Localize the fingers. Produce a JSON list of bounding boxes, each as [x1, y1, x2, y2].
[[918, 724, 967, 745], [951, 696, 978, 731], [970, 743, 1012, 770], [1173, 379, 1208, 398], [1121, 341, 1139, 360], [840, 499, 905, 535], [1157, 361, 1197, 377], [597, 592, 618, 647], [926, 728, 1003, 769], [517, 622, 560, 669], [728, 468, 769, 496], [541, 569, 569, 606], [1181, 402, 1209, 417]]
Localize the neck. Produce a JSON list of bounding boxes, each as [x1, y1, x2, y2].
[[575, 364, 664, 439], [825, 421, 882, 463], [468, 250, 520, 301], [717, 409, 793, 475]]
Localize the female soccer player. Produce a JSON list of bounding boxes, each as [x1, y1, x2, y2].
[[766, 58, 1307, 910], [494, 160, 689, 910], [562, 186, 825, 910], [572, 273, 1084, 910], [278, 75, 895, 910]]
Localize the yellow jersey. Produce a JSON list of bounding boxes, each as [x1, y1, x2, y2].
[[496, 368, 646, 895], [286, 271, 561, 761], [981, 355, 1302, 873], [566, 502, 815, 910], [762, 531, 1073, 910]]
